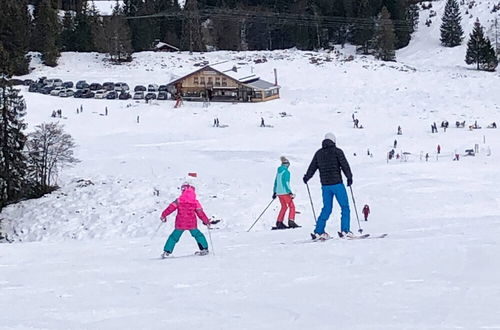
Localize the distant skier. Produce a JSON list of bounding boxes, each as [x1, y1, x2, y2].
[[397, 126, 402, 135], [362, 204, 370, 221], [260, 117, 265, 127], [425, 153, 429, 161], [272, 156, 299, 229], [394, 139, 397, 149], [437, 144, 441, 154], [303, 133, 353, 239], [160, 182, 211, 258]]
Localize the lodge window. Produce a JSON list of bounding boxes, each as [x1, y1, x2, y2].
[[194, 77, 199, 85], [215, 77, 221, 86], [208, 77, 213, 85], [200, 77, 205, 84], [222, 78, 227, 86]]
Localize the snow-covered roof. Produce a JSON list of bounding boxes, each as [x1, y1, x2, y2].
[[209, 61, 259, 83], [155, 42, 179, 51], [244, 79, 278, 90]]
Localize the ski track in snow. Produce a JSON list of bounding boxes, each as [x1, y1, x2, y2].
[[1, 0, 500, 328]]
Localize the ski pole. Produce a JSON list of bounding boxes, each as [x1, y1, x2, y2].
[[349, 186, 363, 234], [151, 221, 163, 240], [247, 199, 275, 232], [207, 224, 215, 256], [306, 183, 317, 223]]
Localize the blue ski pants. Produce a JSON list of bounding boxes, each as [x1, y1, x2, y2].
[[314, 184, 351, 234]]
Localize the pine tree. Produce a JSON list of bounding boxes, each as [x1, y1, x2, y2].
[[59, 11, 75, 51], [181, 0, 205, 52], [32, 0, 61, 67], [73, 1, 94, 52], [354, 0, 374, 54], [105, 1, 133, 61], [465, 19, 498, 71], [440, 0, 464, 47], [0, 84, 29, 209], [372, 7, 396, 61], [0, 0, 31, 75]]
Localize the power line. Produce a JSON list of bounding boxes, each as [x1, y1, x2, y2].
[[125, 7, 414, 32]]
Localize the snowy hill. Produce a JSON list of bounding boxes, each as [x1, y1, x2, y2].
[[1, 1, 500, 328]]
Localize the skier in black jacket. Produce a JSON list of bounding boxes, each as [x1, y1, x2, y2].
[[303, 133, 353, 239]]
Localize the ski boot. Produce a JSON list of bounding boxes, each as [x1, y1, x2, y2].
[[287, 220, 300, 228], [338, 231, 355, 238], [195, 249, 209, 256], [275, 221, 288, 230], [161, 251, 171, 259], [311, 232, 330, 241]]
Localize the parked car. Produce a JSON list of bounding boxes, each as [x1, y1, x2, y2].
[[41, 86, 55, 94], [81, 89, 95, 98], [133, 91, 144, 100], [50, 87, 65, 96], [158, 85, 168, 92], [29, 83, 43, 93], [89, 83, 103, 91], [106, 91, 118, 99], [119, 92, 131, 100], [94, 90, 109, 99], [114, 82, 129, 91], [76, 80, 87, 89], [103, 82, 115, 91], [134, 85, 146, 92], [46, 78, 63, 87], [157, 91, 168, 100], [148, 84, 159, 92], [145, 92, 157, 101], [24, 79, 34, 86], [74, 89, 84, 98], [59, 89, 74, 97], [62, 81, 73, 88]]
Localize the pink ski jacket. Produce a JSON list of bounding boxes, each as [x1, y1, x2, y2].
[[161, 186, 210, 230]]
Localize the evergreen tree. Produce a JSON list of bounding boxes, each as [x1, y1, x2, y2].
[[73, 1, 94, 52], [104, 1, 133, 61], [32, 0, 61, 67], [181, 0, 205, 51], [59, 11, 75, 51], [372, 6, 396, 61], [440, 0, 464, 47], [354, 0, 374, 54], [88, 1, 107, 53], [384, 0, 410, 48], [0, 0, 31, 75], [465, 19, 498, 71], [0, 84, 29, 209]]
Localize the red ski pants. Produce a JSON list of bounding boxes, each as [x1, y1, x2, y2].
[[277, 194, 295, 222]]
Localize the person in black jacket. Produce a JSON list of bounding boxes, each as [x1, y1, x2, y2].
[[303, 133, 353, 239]]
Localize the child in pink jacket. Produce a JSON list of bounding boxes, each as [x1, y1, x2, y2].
[[160, 183, 211, 258]]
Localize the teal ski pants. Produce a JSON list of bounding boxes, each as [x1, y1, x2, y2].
[[164, 229, 208, 253]]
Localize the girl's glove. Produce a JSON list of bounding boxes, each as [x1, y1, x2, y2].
[[290, 193, 296, 199], [160, 216, 167, 222]]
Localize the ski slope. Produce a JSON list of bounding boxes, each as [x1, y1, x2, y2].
[[1, 0, 500, 328]]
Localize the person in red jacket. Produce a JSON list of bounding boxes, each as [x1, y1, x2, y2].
[[362, 204, 370, 221], [160, 183, 211, 258]]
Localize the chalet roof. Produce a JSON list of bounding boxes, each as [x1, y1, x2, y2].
[[244, 79, 279, 90], [167, 61, 278, 90], [155, 42, 179, 51], [208, 61, 258, 83]]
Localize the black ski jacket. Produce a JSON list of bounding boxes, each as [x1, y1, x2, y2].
[[303, 139, 352, 186]]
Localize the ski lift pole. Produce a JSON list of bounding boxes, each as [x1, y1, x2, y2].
[[349, 186, 363, 234]]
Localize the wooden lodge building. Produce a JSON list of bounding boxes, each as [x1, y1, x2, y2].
[[166, 62, 280, 102]]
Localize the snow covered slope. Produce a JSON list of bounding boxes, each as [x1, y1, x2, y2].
[[1, 1, 500, 328]]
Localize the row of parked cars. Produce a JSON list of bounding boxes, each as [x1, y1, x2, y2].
[[26, 77, 171, 101]]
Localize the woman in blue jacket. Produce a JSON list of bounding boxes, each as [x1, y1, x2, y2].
[[273, 156, 299, 229]]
